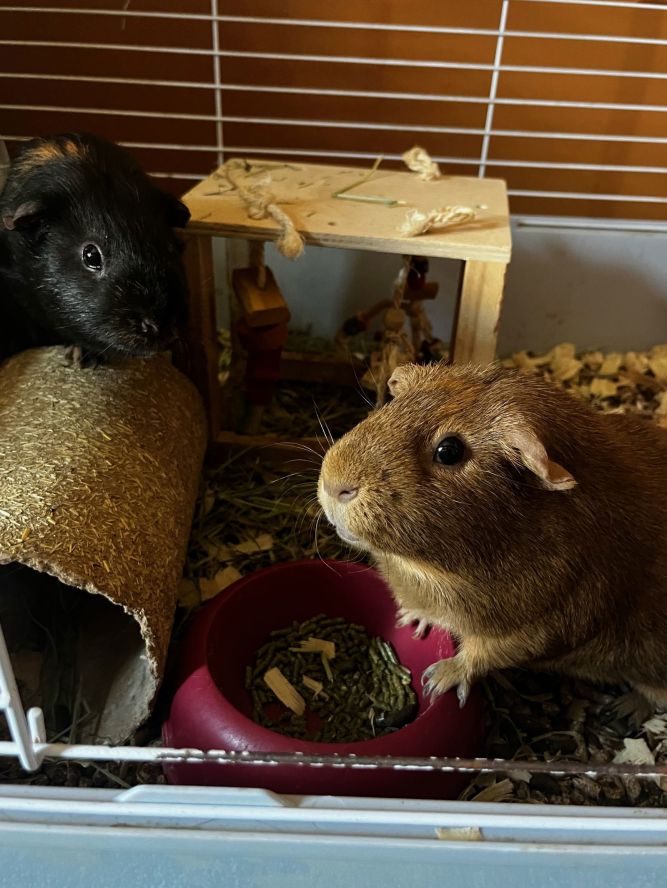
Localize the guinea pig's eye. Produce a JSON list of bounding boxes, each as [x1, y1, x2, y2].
[[434, 435, 466, 466], [81, 243, 103, 272]]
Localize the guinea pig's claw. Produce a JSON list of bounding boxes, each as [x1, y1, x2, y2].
[[64, 345, 103, 370], [457, 682, 470, 708], [397, 608, 431, 639], [64, 345, 83, 368], [421, 658, 468, 703], [413, 619, 430, 639]]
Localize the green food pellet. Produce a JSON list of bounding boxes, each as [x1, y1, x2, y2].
[[243, 613, 419, 743]]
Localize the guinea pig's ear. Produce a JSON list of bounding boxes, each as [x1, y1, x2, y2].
[[387, 363, 420, 397], [158, 190, 190, 229], [507, 427, 577, 491], [2, 200, 42, 231]]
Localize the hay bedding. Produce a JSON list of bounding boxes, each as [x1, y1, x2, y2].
[[3, 340, 667, 804]]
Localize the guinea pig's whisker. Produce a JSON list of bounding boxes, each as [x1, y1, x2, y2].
[[311, 400, 335, 447], [303, 508, 320, 543], [269, 470, 316, 486], [347, 357, 375, 410], [283, 450, 323, 462], [95, 342, 117, 357], [356, 385, 374, 410], [281, 452, 322, 464], [361, 359, 380, 396], [296, 500, 320, 534], [314, 514, 341, 575], [347, 555, 374, 572], [321, 418, 335, 446], [286, 489, 320, 516], [273, 443, 324, 462]]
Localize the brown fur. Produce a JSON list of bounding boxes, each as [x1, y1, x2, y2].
[[317, 362, 667, 706], [16, 138, 84, 171]]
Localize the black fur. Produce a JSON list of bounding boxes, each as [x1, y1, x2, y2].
[[0, 132, 190, 364]]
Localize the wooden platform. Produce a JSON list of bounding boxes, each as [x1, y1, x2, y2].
[[179, 157, 512, 450], [183, 160, 511, 263]]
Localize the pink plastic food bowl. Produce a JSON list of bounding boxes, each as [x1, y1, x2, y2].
[[162, 559, 484, 799]]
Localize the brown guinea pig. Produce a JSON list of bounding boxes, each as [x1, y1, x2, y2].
[[318, 361, 667, 709]]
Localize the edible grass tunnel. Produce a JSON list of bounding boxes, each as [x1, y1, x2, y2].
[[0, 348, 206, 743]]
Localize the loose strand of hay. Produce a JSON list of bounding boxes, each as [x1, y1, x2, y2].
[[223, 160, 304, 259], [399, 206, 477, 237], [402, 145, 441, 181]]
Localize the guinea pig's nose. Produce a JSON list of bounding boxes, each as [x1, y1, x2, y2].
[[324, 480, 359, 503], [140, 318, 159, 337]]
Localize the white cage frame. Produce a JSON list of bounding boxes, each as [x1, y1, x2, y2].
[[0, 0, 665, 779]]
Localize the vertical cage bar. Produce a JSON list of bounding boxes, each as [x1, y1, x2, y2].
[[479, 0, 510, 178], [211, 0, 224, 166], [0, 621, 43, 771]]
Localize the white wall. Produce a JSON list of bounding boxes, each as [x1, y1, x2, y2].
[[214, 219, 667, 357]]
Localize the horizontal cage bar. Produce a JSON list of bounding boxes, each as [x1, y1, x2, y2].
[[1, 40, 667, 81]]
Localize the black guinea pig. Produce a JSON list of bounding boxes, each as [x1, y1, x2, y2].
[[0, 132, 191, 365]]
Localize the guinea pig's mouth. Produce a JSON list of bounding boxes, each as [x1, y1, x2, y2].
[[120, 344, 159, 358], [334, 525, 361, 545], [117, 334, 176, 358], [325, 517, 366, 548], [318, 481, 367, 548]]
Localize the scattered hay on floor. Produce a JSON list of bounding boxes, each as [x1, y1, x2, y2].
[[4, 340, 667, 802], [178, 451, 352, 611]]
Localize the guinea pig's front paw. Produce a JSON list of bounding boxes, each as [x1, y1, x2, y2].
[[64, 345, 103, 369], [396, 607, 431, 639], [422, 657, 470, 707]]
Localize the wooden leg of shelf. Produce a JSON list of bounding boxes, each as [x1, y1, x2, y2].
[[177, 233, 221, 439], [450, 259, 507, 365]]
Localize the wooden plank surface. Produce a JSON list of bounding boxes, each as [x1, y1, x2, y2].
[[183, 160, 511, 262]]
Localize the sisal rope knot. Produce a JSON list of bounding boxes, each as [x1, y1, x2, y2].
[[398, 206, 477, 238], [402, 145, 441, 181], [222, 160, 304, 259]]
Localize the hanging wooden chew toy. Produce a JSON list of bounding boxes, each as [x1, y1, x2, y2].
[[335, 297, 392, 353], [232, 241, 291, 435], [359, 256, 441, 407], [404, 256, 439, 355]]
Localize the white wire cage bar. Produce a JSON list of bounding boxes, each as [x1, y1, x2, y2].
[[3, 39, 667, 81], [3, 138, 665, 207], [2, 4, 667, 41], [5, 107, 667, 148], [0, 606, 666, 784], [3, 74, 667, 116]]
